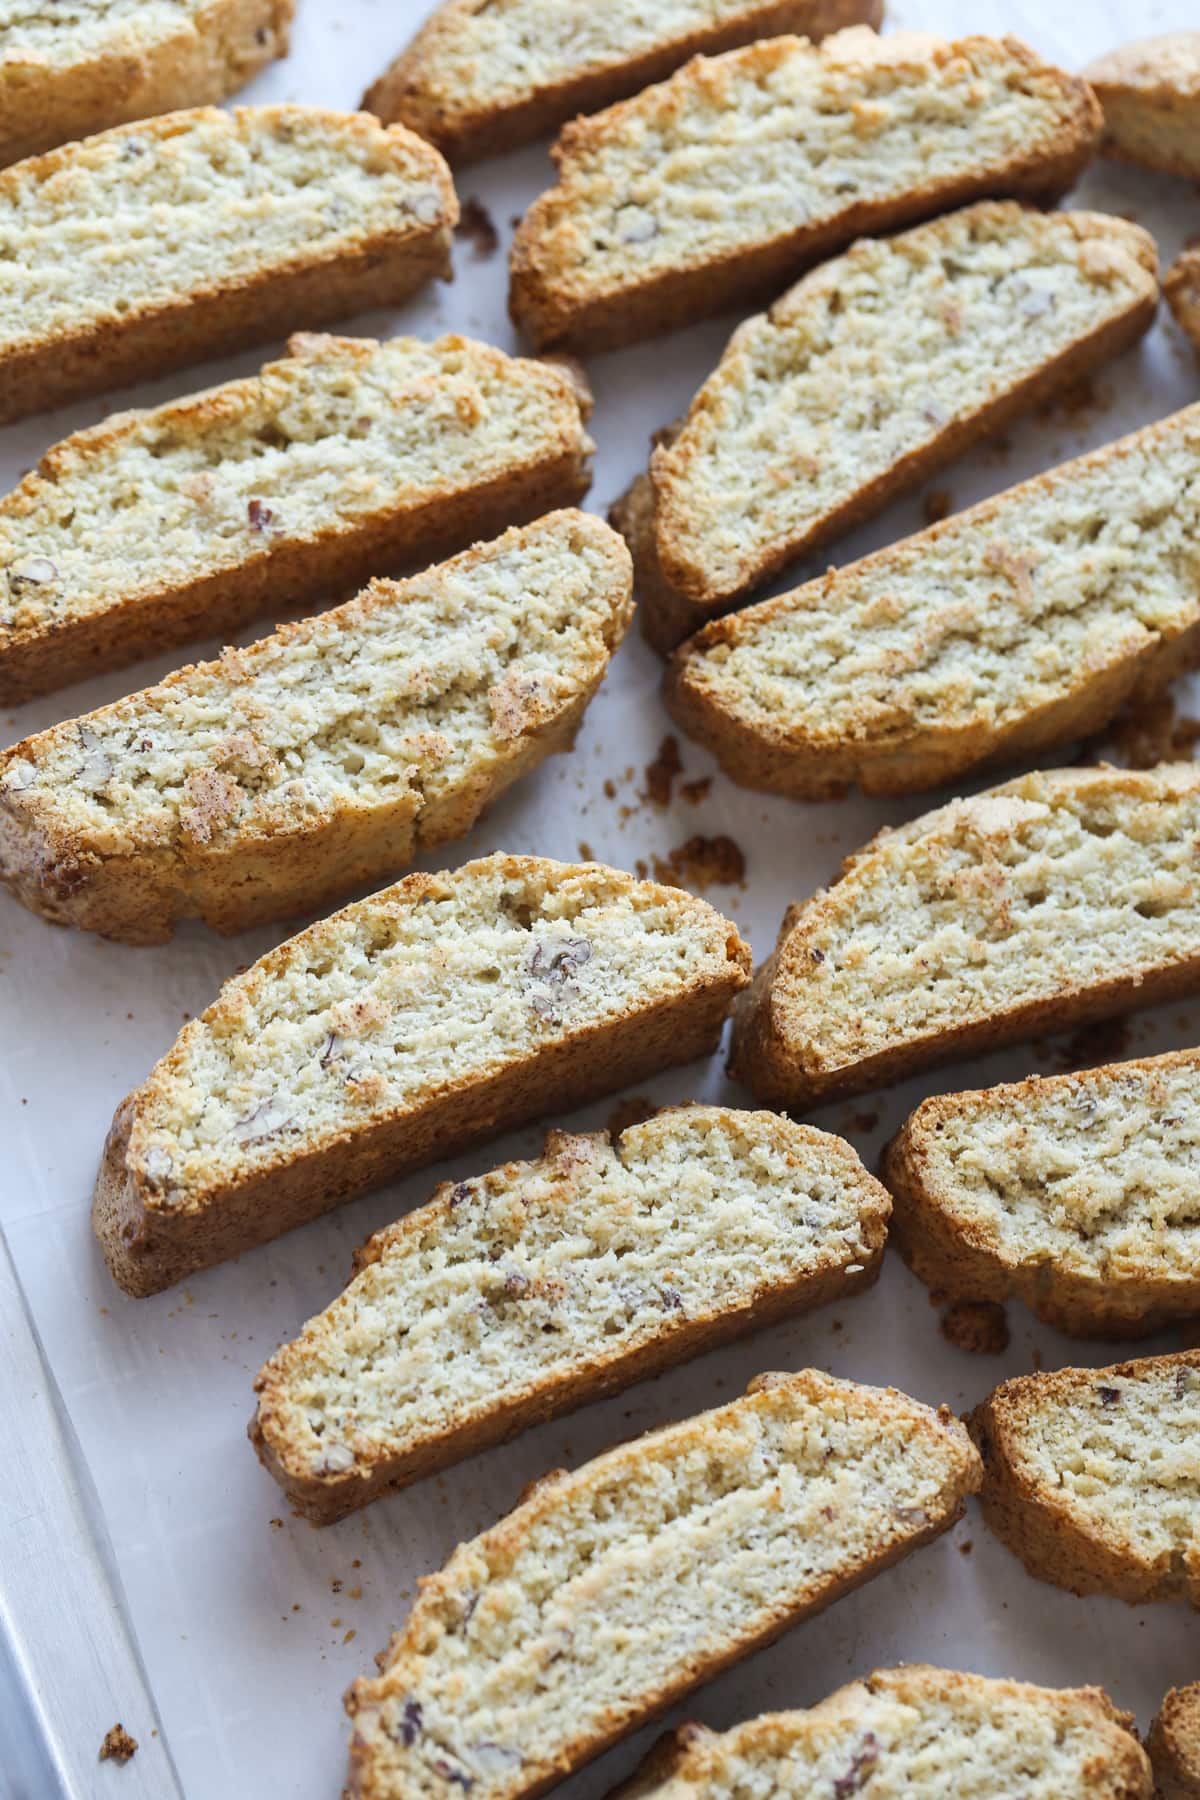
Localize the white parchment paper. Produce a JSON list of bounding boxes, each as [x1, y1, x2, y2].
[[3, 1, 1200, 1793]]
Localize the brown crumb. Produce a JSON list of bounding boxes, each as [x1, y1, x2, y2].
[[455, 197, 499, 259], [653, 835, 746, 892], [99, 1725, 138, 1764], [680, 776, 712, 805], [958, 1539, 973, 1556], [939, 1299, 1010, 1355], [608, 1095, 658, 1137], [634, 858, 648, 880], [922, 487, 953, 525], [269, 1517, 283, 1530], [330, 1577, 343, 1593], [603, 778, 617, 799], [643, 734, 682, 806], [577, 840, 594, 861]]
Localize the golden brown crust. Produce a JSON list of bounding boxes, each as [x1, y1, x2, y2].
[[1167, 251, 1200, 352], [1084, 33, 1200, 178], [1148, 1684, 1200, 1800]]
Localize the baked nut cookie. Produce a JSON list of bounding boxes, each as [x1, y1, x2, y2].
[[1148, 1684, 1200, 1800], [1084, 34, 1200, 179], [1167, 250, 1200, 352], [344, 1371, 981, 1799]]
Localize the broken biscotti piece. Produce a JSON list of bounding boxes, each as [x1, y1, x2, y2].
[[0, 332, 594, 703], [616, 1666, 1152, 1800], [1149, 1684, 1200, 1800], [93, 855, 751, 1296], [251, 1106, 891, 1522], [0, 513, 631, 944], [363, 0, 881, 163], [344, 1370, 981, 1800], [969, 1351, 1200, 1606], [1084, 34, 1200, 179], [0, 107, 455, 427], [1167, 251, 1200, 352], [729, 764, 1200, 1109], [0, 0, 293, 168], [665, 402, 1200, 795], [616, 202, 1159, 651], [884, 1048, 1200, 1340], [508, 30, 1101, 352]]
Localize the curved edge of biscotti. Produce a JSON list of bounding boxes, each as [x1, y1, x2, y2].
[[1083, 35, 1200, 180], [968, 1351, 1200, 1605], [883, 1051, 1200, 1339], [1167, 250, 1200, 351], [1148, 1682, 1200, 1800]]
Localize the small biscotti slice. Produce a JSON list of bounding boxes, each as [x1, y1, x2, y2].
[[93, 855, 751, 1296], [251, 1107, 891, 1522], [509, 30, 1101, 352], [729, 764, 1200, 1109], [616, 1667, 1152, 1800], [0, 513, 631, 944], [0, 0, 293, 168], [969, 1351, 1200, 1606], [617, 202, 1158, 651], [0, 333, 593, 703], [364, 0, 881, 163], [344, 1370, 981, 1800], [666, 403, 1200, 795], [0, 106, 455, 427], [1168, 251, 1200, 351], [1083, 34, 1200, 179], [1149, 1684, 1200, 1800], [884, 1048, 1200, 1339]]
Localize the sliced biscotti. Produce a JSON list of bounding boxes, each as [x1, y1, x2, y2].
[[0, 333, 593, 704], [93, 855, 751, 1296], [617, 202, 1158, 652], [0, 107, 455, 428], [508, 30, 1101, 352], [0, 513, 631, 945], [616, 1667, 1152, 1800], [969, 1351, 1200, 1606], [666, 403, 1200, 795], [344, 1370, 981, 1800], [251, 1107, 891, 1522], [1083, 35, 1200, 179], [1149, 1684, 1200, 1800], [0, 0, 292, 168], [364, 0, 881, 163], [884, 1049, 1200, 1339], [1168, 251, 1200, 351], [729, 764, 1200, 1109]]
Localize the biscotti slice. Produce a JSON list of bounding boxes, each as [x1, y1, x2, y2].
[[1083, 35, 1200, 179], [0, 513, 631, 945], [0, 333, 594, 703], [617, 202, 1158, 651], [0, 106, 455, 427], [344, 1370, 981, 1800], [729, 764, 1200, 1109], [883, 1048, 1200, 1340], [1149, 1684, 1200, 1800], [1168, 251, 1200, 351], [666, 403, 1200, 796], [969, 1351, 1200, 1606], [0, 0, 292, 168], [616, 1667, 1152, 1800], [364, 0, 881, 164], [508, 30, 1101, 352], [251, 1107, 891, 1522], [93, 855, 751, 1296]]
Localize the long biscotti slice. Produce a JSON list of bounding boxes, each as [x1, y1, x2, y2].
[[729, 764, 1200, 1109], [615, 1667, 1152, 1800], [1083, 35, 1200, 179], [0, 106, 455, 428], [0, 513, 631, 945], [666, 403, 1200, 795], [251, 1106, 891, 1522], [508, 30, 1101, 352], [0, 0, 293, 168], [364, 0, 881, 164], [969, 1351, 1200, 1606], [1149, 1684, 1200, 1800], [93, 855, 751, 1296], [616, 202, 1158, 651], [1168, 251, 1200, 351], [883, 1048, 1200, 1340], [0, 333, 593, 703], [344, 1370, 981, 1800]]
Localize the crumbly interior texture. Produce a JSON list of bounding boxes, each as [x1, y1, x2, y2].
[[675, 402, 1200, 755], [130, 858, 742, 1211], [768, 766, 1200, 1073], [653, 204, 1155, 604], [0, 511, 625, 852], [0, 333, 588, 641], [1086, 34, 1200, 178], [517, 31, 1093, 301], [1, 0, 237, 61], [638, 1667, 1149, 1800], [346, 1374, 977, 1800], [255, 1109, 887, 1484], [0, 106, 446, 355]]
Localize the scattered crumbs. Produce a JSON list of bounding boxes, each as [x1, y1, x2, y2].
[[330, 1617, 342, 1629], [348, 1585, 363, 1600], [126, 1010, 134, 1021], [455, 196, 499, 259], [603, 778, 617, 799], [831, 1318, 844, 1334], [1054, 1017, 1133, 1072], [577, 840, 595, 861], [607, 1094, 657, 1137], [922, 487, 953, 525], [351, 1558, 362, 1569], [680, 776, 712, 805], [652, 835, 746, 892], [99, 1725, 138, 1764], [331, 1577, 343, 1593], [269, 1518, 283, 1530], [508, 212, 522, 230], [643, 734, 682, 806], [181, 1011, 191, 1022], [1038, 374, 1105, 421], [939, 1299, 1010, 1356], [343, 1628, 357, 1644], [292, 1602, 301, 1612], [99, 1306, 109, 1316], [958, 1539, 974, 1557], [1097, 691, 1200, 771]]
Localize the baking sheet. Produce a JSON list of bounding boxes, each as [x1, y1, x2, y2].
[[3, 0, 1200, 1793]]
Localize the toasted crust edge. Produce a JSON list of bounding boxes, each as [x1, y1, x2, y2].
[[1148, 1683, 1200, 1800]]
